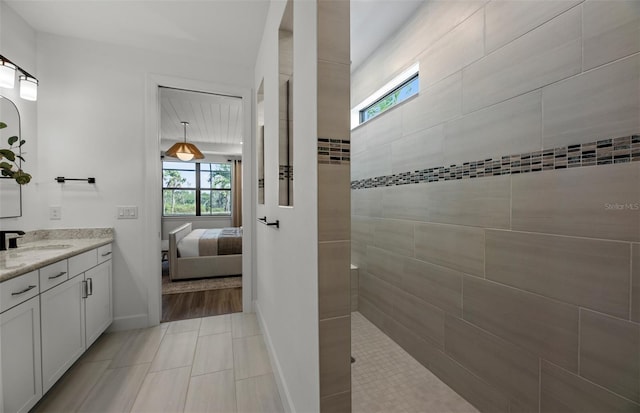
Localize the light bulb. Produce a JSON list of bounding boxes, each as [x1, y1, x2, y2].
[[19, 75, 38, 101], [0, 61, 16, 89], [177, 152, 194, 161]]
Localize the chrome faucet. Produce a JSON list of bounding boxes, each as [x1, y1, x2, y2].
[[0, 230, 25, 251]]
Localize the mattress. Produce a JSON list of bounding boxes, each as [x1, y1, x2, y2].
[[177, 228, 242, 257]]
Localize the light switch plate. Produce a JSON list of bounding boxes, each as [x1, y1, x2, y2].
[[117, 206, 138, 219]]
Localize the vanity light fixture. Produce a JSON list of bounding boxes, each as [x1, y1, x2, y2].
[[165, 121, 204, 161], [0, 54, 39, 101]]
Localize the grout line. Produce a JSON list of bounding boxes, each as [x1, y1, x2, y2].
[[538, 358, 542, 413], [630, 243, 634, 321]]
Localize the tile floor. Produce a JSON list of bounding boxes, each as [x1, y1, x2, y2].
[[34, 311, 477, 413], [351, 311, 479, 413], [33, 313, 284, 413]]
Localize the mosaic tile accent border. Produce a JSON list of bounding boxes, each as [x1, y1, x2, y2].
[[279, 164, 293, 180], [351, 135, 640, 190], [318, 138, 351, 165], [258, 178, 264, 189]]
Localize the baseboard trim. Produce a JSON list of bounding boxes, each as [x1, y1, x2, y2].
[[254, 300, 295, 413], [108, 313, 149, 331]]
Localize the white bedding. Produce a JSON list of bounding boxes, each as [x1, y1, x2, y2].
[[177, 228, 221, 257]]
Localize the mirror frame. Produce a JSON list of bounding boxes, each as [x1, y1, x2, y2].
[[0, 95, 23, 219]]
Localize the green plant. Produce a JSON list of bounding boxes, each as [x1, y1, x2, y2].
[[0, 121, 31, 185]]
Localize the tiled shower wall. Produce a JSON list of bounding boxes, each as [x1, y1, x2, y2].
[[317, 0, 352, 411], [351, 1, 640, 412]]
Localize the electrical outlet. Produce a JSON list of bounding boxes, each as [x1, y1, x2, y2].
[[49, 206, 61, 220], [117, 206, 138, 219]]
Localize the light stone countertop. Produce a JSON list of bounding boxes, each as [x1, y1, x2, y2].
[[0, 229, 114, 283]]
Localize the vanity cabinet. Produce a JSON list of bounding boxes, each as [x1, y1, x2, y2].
[[40, 245, 113, 393], [40, 274, 86, 393], [0, 296, 42, 413], [0, 242, 113, 412]]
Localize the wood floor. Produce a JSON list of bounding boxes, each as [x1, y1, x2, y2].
[[161, 287, 242, 322]]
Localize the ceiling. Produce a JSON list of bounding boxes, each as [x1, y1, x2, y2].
[[5, 0, 271, 69], [7, 0, 421, 154], [160, 87, 243, 156]]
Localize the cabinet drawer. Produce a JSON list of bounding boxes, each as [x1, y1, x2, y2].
[[97, 244, 113, 264], [39, 260, 69, 292], [0, 271, 39, 313], [68, 249, 98, 278]]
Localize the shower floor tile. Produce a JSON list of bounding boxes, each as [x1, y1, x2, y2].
[[352, 311, 479, 413]]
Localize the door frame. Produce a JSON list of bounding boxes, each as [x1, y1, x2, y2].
[[144, 73, 255, 325]]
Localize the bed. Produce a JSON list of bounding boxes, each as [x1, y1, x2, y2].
[[168, 223, 242, 280]]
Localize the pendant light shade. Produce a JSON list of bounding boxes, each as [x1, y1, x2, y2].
[[0, 59, 16, 89], [19, 75, 38, 101], [166, 121, 204, 161]]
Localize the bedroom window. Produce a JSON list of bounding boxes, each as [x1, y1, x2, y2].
[[162, 161, 232, 216]]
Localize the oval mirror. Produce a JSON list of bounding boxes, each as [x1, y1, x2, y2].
[[0, 95, 22, 218]]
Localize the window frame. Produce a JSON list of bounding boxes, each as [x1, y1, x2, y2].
[[359, 73, 419, 124], [351, 62, 420, 129], [162, 161, 232, 217]]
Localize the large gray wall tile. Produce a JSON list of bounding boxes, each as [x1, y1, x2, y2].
[[350, 143, 392, 181], [418, 8, 484, 87], [317, 0, 350, 65], [364, 105, 402, 149], [319, 316, 351, 397], [580, 309, 640, 403], [358, 295, 394, 333], [350, 124, 367, 155], [463, 6, 581, 113], [318, 164, 351, 242], [583, 0, 640, 70], [414, 222, 484, 277], [372, 218, 414, 257], [445, 315, 539, 412], [391, 125, 445, 174], [402, 72, 462, 136], [402, 257, 463, 317], [366, 245, 404, 285], [486, 230, 631, 318], [382, 183, 429, 222], [543, 54, 640, 148], [394, 288, 445, 348], [485, 0, 582, 53], [320, 391, 351, 413], [425, 176, 511, 229], [633, 244, 640, 323], [385, 318, 439, 369], [463, 276, 579, 371], [351, 187, 384, 218], [318, 241, 351, 319], [317, 61, 350, 139], [541, 361, 640, 413], [444, 91, 542, 165], [512, 162, 640, 242], [351, 215, 374, 246], [429, 349, 511, 413], [359, 272, 396, 317]]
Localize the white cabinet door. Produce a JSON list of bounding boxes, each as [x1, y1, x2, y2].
[[1, 296, 42, 413], [85, 260, 112, 348], [40, 274, 86, 393]]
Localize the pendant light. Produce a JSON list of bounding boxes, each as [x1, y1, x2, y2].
[[166, 121, 204, 161]]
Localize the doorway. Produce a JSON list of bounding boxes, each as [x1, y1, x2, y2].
[[144, 75, 255, 327]]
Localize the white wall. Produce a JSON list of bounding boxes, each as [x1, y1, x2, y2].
[[0, 2, 41, 231], [34, 32, 253, 329], [253, 0, 320, 411]]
